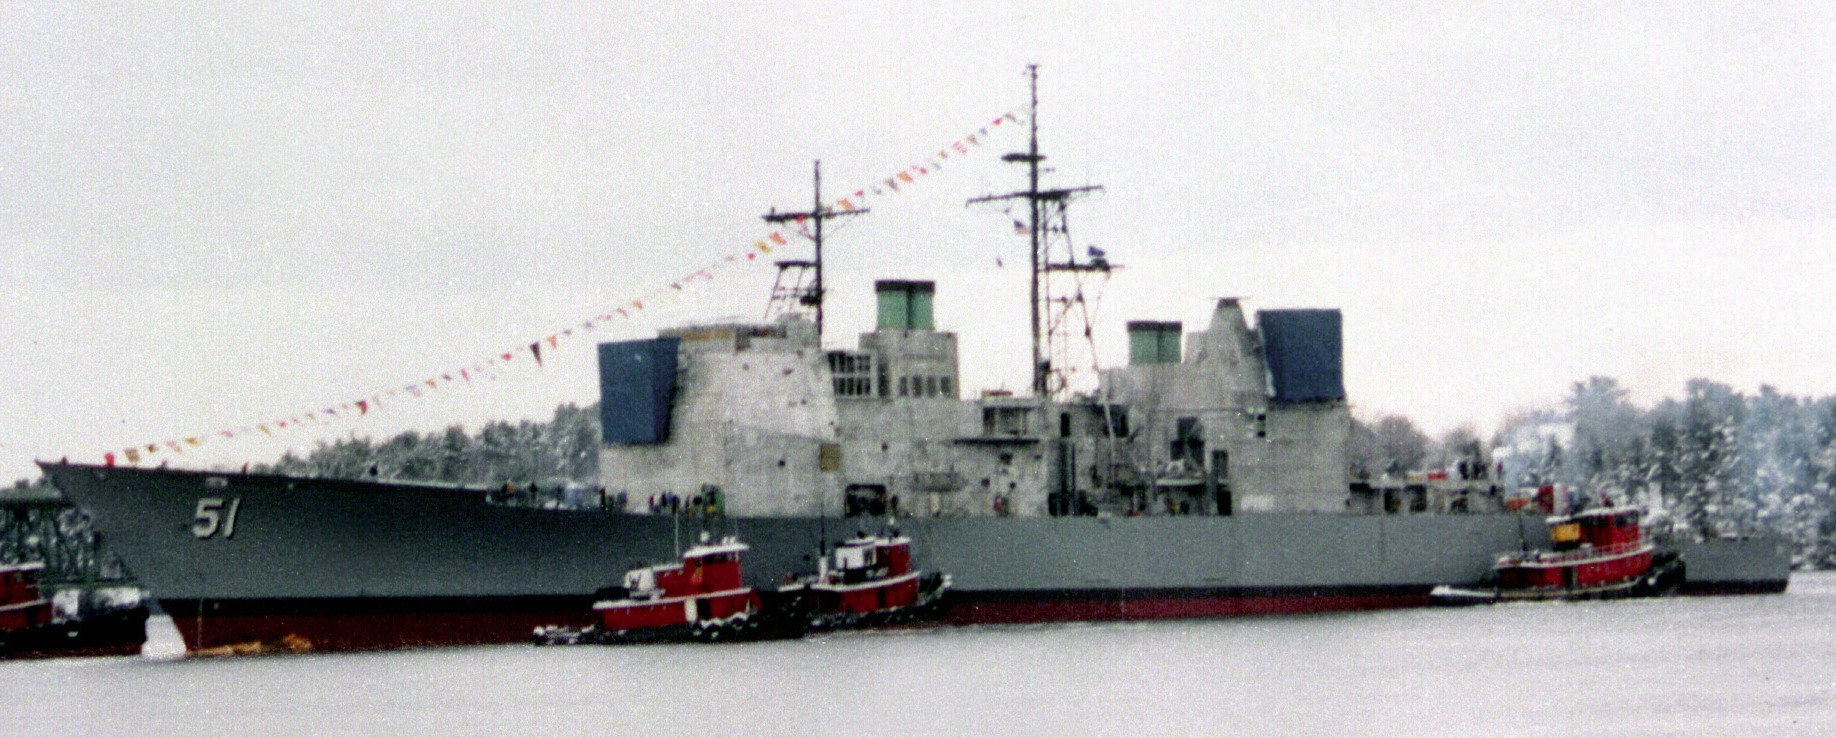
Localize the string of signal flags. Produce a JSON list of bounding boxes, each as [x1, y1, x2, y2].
[[102, 108, 1027, 467]]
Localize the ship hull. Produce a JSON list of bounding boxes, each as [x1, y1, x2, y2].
[[40, 463, 1792, 653], [162, 595, 592, 652], [949, 585, 1430, 624], [1672, 537, 1792, 595]]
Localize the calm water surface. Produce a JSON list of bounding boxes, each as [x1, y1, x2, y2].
[[6, 572, 1835, 737]]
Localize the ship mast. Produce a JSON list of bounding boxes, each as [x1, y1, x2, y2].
[[968, 65, 1111, 516], [967, 65, 1104, 398], [764, 160, 870, 346]]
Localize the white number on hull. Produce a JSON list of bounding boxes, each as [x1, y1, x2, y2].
[[192, 497, 242, 539]]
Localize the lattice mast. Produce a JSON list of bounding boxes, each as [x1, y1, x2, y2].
[[763, 160, 869, 346], [967, 65, 1108, 399]]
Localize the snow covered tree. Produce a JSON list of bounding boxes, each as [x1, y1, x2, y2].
[[549, 403, 601, 482], [1654, 380, 1750, 536], [1564, 376, 1648, 505], [252, 402, 600, 486], [1433, 426, 1486, 473], [1347, 417, 1381, 481], [1741, 386, 1813, 537], [1370, 415, 1431, 476]]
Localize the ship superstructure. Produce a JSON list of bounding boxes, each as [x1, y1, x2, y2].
[[596, 287, 1358, 520], [598, 65, 1358, 522]]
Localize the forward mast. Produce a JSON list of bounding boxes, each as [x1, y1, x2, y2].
[[764, 161, 870, 347]]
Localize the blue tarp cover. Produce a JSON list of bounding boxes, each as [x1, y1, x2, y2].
[[598, 337, 680, 445], [1257, 309, 1345, 403]]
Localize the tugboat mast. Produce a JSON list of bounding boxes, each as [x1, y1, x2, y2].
[[764, 160, 869, 346]]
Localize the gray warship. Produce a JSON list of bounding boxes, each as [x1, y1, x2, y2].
[[39, 72, 1789, 653]]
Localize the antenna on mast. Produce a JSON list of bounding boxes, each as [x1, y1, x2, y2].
[[763, 160, 870, 346], [967, 64, 1109, 398]]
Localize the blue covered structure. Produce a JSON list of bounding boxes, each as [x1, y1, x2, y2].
[[1256, 310, 1345, 404], [597, 338, 680, 445]]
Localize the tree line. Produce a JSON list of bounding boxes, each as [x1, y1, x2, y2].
[[256, 402, 602, 486], [1353, 377, 1836, 569]]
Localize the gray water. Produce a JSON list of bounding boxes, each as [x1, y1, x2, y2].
[[6, 573, 1835, 737]]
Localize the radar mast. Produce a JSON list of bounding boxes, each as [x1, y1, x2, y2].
[[968, 64, 1110, 398], [764, 160, 870, 346]]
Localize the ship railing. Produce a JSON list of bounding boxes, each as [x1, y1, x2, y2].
[[1499, 541, 1649, 567]]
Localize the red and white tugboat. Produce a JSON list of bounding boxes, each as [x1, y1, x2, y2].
[[534, 534, 785, 645], [1432, 506, 1684, 604], [0, 563, 56, 639], [781, 529, 951, 630], [1, 562, 149, 659]]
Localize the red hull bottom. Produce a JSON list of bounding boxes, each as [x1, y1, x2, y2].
[[179, 612, 599, 654], [164, 598, 597, 653], [162, 579, 1788, 654], [165, 589, 1431, 653], [946, 589, 1432, 625]]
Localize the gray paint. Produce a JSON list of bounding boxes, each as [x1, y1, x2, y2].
[[43, 464, 1786, 609], [46, 464, 1553, 601], [1671, 537, 1793, 586]]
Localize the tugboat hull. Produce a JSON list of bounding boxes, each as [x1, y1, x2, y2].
[[0, 606, 149, 660]]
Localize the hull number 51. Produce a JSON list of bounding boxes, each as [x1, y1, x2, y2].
[[192, 497, 242, 539]]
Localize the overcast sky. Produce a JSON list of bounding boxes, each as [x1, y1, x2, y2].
[[3, 3, 1833, 482]]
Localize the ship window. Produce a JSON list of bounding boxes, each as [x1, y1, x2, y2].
[[984, 406, 1031, 435], [925, 376, 938, 397], [941, 376, 953, 396], [1172, 417, 1203, 464], [830, 351, 877, 398], [898, 376, 910, 396], [1108, 407, 1129, 437]]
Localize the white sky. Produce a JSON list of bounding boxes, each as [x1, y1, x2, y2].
[[3, 3, 1833, 482]]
